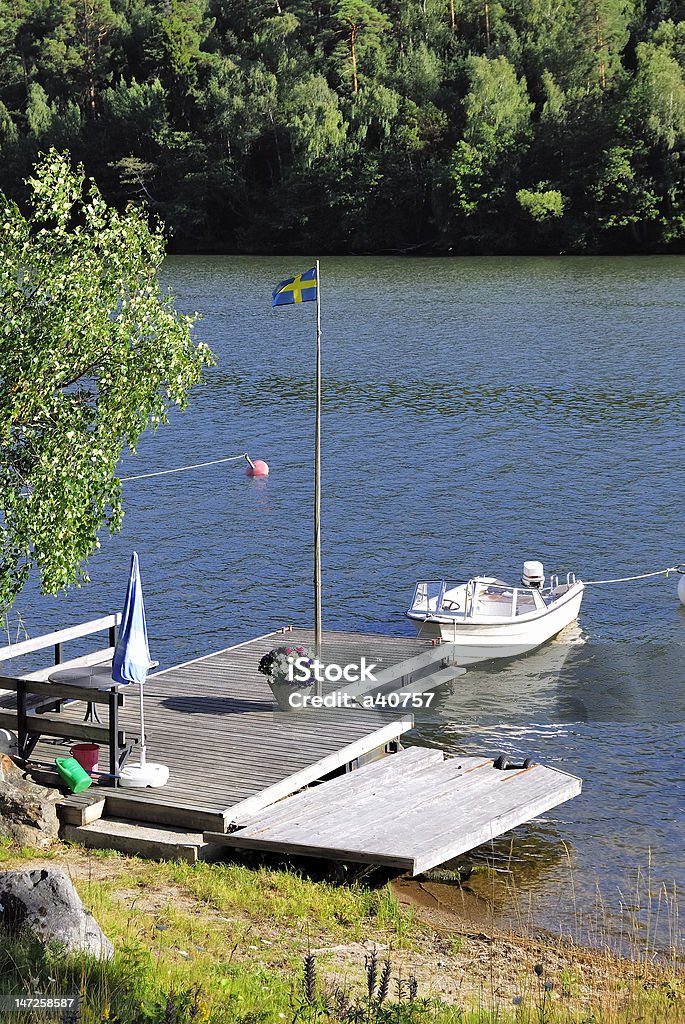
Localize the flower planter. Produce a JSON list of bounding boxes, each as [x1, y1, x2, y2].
[[267, 680, 312, 711], [258, 644, 316, 710]]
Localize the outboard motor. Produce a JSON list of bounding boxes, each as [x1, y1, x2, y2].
[[522, 560, 545, 589]]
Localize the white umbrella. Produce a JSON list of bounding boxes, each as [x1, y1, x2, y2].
[[112, 552, 168, 788]]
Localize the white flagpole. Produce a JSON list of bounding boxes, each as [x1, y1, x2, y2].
[[314, 259, 322, 696]]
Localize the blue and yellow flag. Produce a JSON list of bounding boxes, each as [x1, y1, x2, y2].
[[272, 267, 317, 307]]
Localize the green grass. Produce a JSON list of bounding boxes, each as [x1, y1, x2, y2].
[[0, 846, 682, 1024], [0, 839, 59, 861]]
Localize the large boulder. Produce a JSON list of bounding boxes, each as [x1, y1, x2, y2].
[[0, 868, 113, 959], [0, 754, 60, 847]]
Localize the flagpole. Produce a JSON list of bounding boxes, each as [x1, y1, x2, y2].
[[314, 259, 322, 696]]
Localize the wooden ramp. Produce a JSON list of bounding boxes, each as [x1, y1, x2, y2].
[[204, 746, 582, 875]]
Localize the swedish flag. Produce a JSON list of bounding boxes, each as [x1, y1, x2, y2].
[[272, 267, 318, 307]]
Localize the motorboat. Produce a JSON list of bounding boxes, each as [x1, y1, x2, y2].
[[406, 561, 584, 663]]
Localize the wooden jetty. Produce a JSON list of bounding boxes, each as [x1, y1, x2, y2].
[[0, 618, 582, 866], [206, 747, 581, 874]]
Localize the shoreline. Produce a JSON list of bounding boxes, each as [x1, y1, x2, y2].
[[1, 844, 681, 1021], [394, 869, 683, 964], [163, 248, 685, 259]]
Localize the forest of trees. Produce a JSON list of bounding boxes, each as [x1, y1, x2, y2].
[[0, 1, 683, 253]]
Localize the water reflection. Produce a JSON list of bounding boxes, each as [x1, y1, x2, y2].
[[208, 372, 683, 426]]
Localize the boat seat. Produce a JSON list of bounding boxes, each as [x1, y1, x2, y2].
[[476, 599, 512, 615]]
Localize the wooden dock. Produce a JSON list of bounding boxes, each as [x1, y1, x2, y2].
[[205, 746, 582, 875], [22, 627, 438, 831], [2, 620, 583, 867]]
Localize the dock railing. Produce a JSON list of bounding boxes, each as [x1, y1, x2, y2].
[[331, 640, 465, 702], [0, 612, 121, 678], [0, 613, 125, 781]]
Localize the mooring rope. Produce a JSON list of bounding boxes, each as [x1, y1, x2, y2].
[[120, 453, 252, 482], [584, 564, 684, 585]]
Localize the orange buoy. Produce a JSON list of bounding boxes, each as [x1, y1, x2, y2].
[[246, 459, 269, 478]]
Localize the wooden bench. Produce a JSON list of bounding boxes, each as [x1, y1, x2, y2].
[[0, 675, 128, 782], [0, 689, 63, 717]]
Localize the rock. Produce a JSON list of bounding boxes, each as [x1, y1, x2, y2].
[[0, 868, 113, 959], [0, 730, 18, 755], [0, 754, 60, 848]]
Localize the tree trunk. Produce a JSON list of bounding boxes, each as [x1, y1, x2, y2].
[[268, 110, 284, 181], [21, 52, 30, 100], [594, 5, 606, 90], [350, 23, 358, 94], [484, 0, 491, 47], [83, 0, 97, 114]]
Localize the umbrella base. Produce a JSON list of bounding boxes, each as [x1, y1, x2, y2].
[[118, 762, 170, 788]]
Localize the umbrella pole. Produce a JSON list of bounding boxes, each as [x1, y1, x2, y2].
[[138, 682, 147, 768], [114, 551, 167, 787]]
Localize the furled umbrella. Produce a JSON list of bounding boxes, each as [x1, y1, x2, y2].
[[112, 552, 169, 788]]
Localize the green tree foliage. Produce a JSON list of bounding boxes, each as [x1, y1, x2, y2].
[[451, 55, 533, 226], [0, 0, 682, 253], [152, 0, 215, 115], [334, 1, 392, 94], [634, 36, 685, 149], [284, 75, 346, 166], [517, 184, 564, 221], [0, 151, 213, 607]]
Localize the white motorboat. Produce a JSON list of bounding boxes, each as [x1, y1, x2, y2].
[[406, 561, 584, 663]]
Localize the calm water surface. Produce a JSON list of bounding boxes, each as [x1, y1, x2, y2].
[[9, 256, 685, 947]]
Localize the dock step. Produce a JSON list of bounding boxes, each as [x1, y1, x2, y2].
[[57, 791, 106, 826], [204, 745, 582, 875], [102, 791, 227, 833], [61, 817, 224, 864]]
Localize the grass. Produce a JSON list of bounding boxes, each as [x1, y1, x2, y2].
[[0, 844, 682, 1024]]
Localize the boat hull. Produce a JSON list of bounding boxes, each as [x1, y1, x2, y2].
[[408, 584, 585, 664]]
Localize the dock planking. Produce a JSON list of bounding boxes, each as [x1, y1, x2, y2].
[[204, 746, 583, 874], [26, 628, 434, 829]]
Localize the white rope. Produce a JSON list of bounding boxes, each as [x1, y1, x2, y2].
[[120, 453, 251, 482], [584, 565, 683, 585]]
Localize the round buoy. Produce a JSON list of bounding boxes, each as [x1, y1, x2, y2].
[[246, 459, 269, 478], [678, 574, 685, 606]]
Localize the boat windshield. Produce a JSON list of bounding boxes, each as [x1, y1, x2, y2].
[[410, 581, 450, 613], [410, 579, 547, 617]]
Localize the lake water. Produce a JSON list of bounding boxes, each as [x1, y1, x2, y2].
[[7, 256, 684, 950]]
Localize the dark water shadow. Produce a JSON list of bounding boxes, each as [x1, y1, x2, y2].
[[552, 641, 685, 724]]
